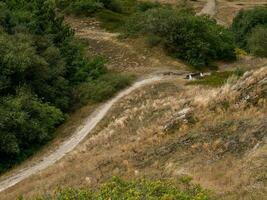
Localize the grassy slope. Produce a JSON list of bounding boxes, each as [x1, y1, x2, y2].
[[5, 67, 266, 200]]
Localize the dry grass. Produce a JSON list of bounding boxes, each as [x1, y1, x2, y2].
[[1, 67, 266, 200], [65, 17, 186, 76]]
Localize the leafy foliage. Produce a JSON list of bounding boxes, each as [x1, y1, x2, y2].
[[65, 0, 104, 16], [27, 177, 211, 200], [188, 69, 244, 87], [247, 26, 267, 57], [124, 7, 236, 68], [0, 0, 132, 173], [58, 0, 123, 16], [73, 73, 134, 105], [232, 7, 267, 50]]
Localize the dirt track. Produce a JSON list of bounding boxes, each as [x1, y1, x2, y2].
[[0, 71, 188, 193], [198, 0, 216, 16], [0, 0, 228, 194]]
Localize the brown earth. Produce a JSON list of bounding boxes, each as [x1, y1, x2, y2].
[[66, 17, 186, 76], [1, 1, 267, 199], [2, 66, 266, 200]]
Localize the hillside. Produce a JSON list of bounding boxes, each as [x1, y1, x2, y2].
[[2, 66, 266, 200], [0, 0, 266, 199]]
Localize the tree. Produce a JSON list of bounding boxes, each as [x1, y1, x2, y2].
[[0, 88, 64, 155]]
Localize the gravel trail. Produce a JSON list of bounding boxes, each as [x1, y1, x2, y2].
[[0, 72, 185, 193]]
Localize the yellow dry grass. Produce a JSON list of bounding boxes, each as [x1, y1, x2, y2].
[[2, 67, 266, 200]]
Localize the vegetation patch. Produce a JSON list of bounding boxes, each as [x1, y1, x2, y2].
[[73, 72, 134, 106], [123, 7, 236, 68], [24, 177, 211, 200], [232, 6, 267, 57], [187, 70, 244, 87]]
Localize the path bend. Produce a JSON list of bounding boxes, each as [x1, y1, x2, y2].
[[0, 71, 186, 193]]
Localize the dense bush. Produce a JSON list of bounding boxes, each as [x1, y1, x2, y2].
[[188, 69, 244, 87], [0, 89, 64, 156], [73, 73, 134, 105], [136, 1, 160, 12], [247, 26, 267, 57], [124, 8, 236, 68], [232, 7, 267, 50], [26, 177, 210, 200], [65, 0, 104, 16], [59, 0, 123, 16], [0, 0, 132, 173]]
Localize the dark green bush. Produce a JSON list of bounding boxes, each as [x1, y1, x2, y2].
[[188, 69, 244, 87], [232, 7, 267, 49], [66, 0, 103, 16], [0, 0, 131, 173], [136, 1, 160, 12], [60, 0, 123, 16], [125, 8, 236, 68], [146, 34, 162, 47], [247, 26, 267, 57], [0, 88, 65, 172], [99, 0, 123, 13], [96, 9, 125, 31], [73, 73, 134, 105]]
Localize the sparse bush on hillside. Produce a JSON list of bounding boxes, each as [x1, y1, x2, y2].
[[124, 8, 236, 68], [25, 177, 210, 200], [247, 26, 267, 57], [232, 7, 267, 50]]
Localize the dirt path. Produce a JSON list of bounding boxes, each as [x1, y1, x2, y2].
[[198, 0, 216, 16], [0, 14, 188, 194], [0, 71, 187, 193]]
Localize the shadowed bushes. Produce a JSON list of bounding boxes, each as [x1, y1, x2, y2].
[[0, 0, 132, 174], [124, 7, 236, 68], [232, 6, 267, 57]]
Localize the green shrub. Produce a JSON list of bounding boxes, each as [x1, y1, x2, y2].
[[146, 34, 162, 47], [73, 73, 134, 105], [247, 26, 267, 57], [96, 9, 125, 31], [66, 0, 103, 16], [188, 69, 244, 87], [124, 8, 236, 68], [0, 0, 131, 173], [100, 0, 123, 13], [60, 0, 123, 16], [0, 88, 64, 173], [136, 1, 160, 12], [232, 7, 267, 49], [27, 177, 210, 200]]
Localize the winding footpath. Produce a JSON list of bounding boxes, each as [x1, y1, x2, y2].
[[0, 0, 217, 194], [0, 72, 185, 193], [197, 0, 216, 17]]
